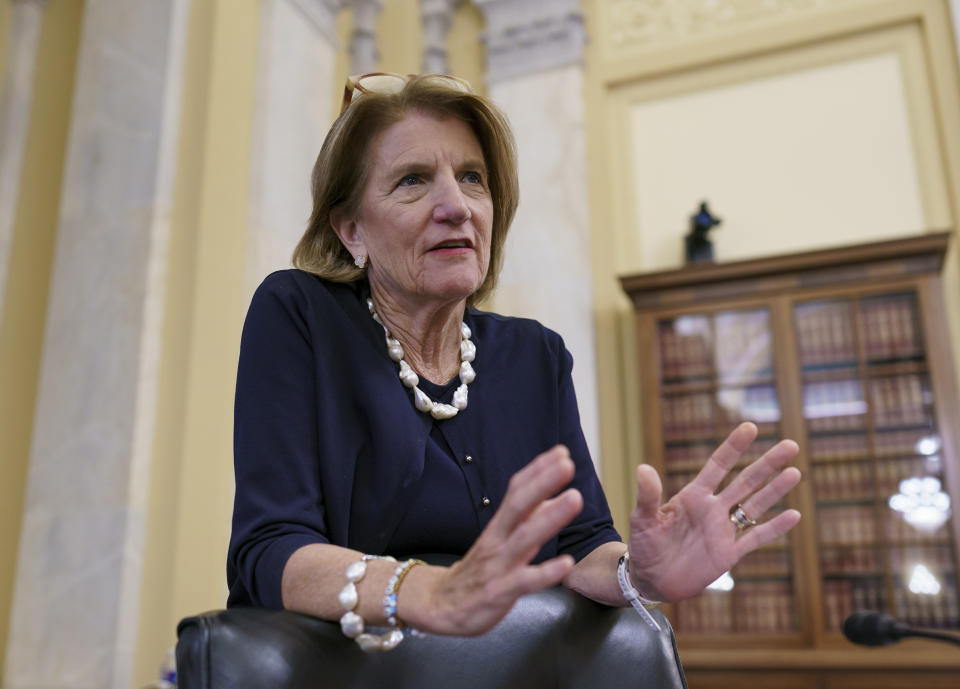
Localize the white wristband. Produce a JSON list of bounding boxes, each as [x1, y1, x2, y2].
[[617, 552, 662, 632]]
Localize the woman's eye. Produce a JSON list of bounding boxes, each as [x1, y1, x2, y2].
[[462, 171, 483, 184], [398, 174, 421, 187]]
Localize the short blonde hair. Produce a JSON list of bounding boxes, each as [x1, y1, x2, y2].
[[292, 75, 519, 305]]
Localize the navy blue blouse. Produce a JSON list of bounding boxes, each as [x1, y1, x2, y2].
[[227, 270, 621, 609]]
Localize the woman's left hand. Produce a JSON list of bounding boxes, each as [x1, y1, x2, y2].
[[627, 422, 802, 602]]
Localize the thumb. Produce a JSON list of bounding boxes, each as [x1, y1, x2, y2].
[[633, 464, 663, 526]]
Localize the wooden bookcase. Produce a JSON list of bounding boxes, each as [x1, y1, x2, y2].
[[620, 233, 960, 689]]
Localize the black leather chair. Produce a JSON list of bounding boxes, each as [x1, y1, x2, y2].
[[176, 585, 688, 688]]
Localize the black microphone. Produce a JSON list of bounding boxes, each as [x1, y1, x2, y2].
[[843, 611, 960, 647]]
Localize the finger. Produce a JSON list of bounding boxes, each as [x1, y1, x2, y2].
[[718, 439, 799, 506], [500, 488, 583, 563], [491, 446, 575, 535], [738, 467, 801, 520], [734, 509, 801, 558], [631, 464, 663, 529], [694, 422, 757, 493]]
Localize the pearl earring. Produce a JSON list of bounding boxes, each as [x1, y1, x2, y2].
[[355, 255, 366, 269]]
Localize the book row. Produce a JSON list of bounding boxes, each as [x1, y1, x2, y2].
[[795, 301, 858, 368], [658, 311, 774, 381], [808, 432, 870, 460], [824, 587, 960, 634], [717, 386, 780, 432], [875, 457, 944, 497], [812, 461, 875, 502], [820, 547, 882, 576], [735, 547, 792, 577], [809, 427, 935, 460], [869, 375, 928, 428], [661, 388, 780, 440], [817, 505, 953, 545], [888, 543, 956, 573], [794, 294, 922, 368], [803, 380, 866, 432], [658, 320, 713, 380], [820, 543, 956, 576], [658, 293, 924, 382], [713, 310, 773, 382], [822, 578, 886, 632], [892, 582, 960, 629], [812, 456, 944, 502], [817, 506, 878, 545], [674, 581, 798, 634], [857, 295, 923, 362], [885, 512, 953, 543], [661, 392, 714, 438], [803, 375, 931, 433]]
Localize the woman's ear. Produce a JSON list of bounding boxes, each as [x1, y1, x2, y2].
[[330, 206, 366, 260]]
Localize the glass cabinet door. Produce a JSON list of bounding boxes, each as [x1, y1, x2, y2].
[[794, 291, 959, 633], [657, 308, 798, 635]]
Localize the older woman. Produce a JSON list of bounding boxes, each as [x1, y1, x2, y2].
[[227, 74, 801, 650]]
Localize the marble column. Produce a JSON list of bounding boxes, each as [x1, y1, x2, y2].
[[473, 0, 602, 465], [3, 1, 190, 687], [0, 0, 46, 320], [246, 0, 342, 300], [349, 0, 382, 74], [420, 0, 454, 74]]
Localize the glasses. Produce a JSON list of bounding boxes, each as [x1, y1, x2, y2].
[[340, 72, 474, 113]]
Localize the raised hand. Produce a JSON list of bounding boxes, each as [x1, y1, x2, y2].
[[627, 422, 801, 602], [402, 445, 583, 636]]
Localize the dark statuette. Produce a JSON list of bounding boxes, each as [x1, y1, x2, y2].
[[685, 201, 721, 263]]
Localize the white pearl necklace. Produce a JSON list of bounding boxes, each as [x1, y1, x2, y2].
[[367, 298, 476, 420]]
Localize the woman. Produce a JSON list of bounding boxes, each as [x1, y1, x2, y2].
[[227, 74, 801, 650]]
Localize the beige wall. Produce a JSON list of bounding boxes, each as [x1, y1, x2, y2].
[[1, 0, 959, 685], [0, 0, 84, 681], [624, 52, 927, 269]]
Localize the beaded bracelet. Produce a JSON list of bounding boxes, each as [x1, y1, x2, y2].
[[338, 554, 407, 652], [383, 558, 425, 629]]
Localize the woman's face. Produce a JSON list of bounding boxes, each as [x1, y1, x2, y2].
[[336, 111, 494, 310]]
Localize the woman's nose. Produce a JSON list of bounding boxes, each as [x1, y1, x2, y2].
[[432, 175, 471, 224]]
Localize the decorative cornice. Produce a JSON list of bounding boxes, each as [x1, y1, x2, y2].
[[604, 0, 860, 54], [286, 0, 344, 45], [474, 0, 585, 83]]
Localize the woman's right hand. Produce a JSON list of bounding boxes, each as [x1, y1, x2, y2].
[[397, 445, 583, 636]]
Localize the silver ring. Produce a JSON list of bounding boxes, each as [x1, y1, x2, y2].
[[729, 504, 757, 531]]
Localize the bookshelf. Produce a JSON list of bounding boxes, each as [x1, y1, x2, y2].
[[620, 233, 960, 688]]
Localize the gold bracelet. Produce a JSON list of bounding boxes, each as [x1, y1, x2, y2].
[[383, 558, 425, 629]]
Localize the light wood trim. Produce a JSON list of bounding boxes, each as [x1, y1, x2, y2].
[[620, 232, 951, 298], [680, 644, 960, 670], [771, 295, 823, 646]]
